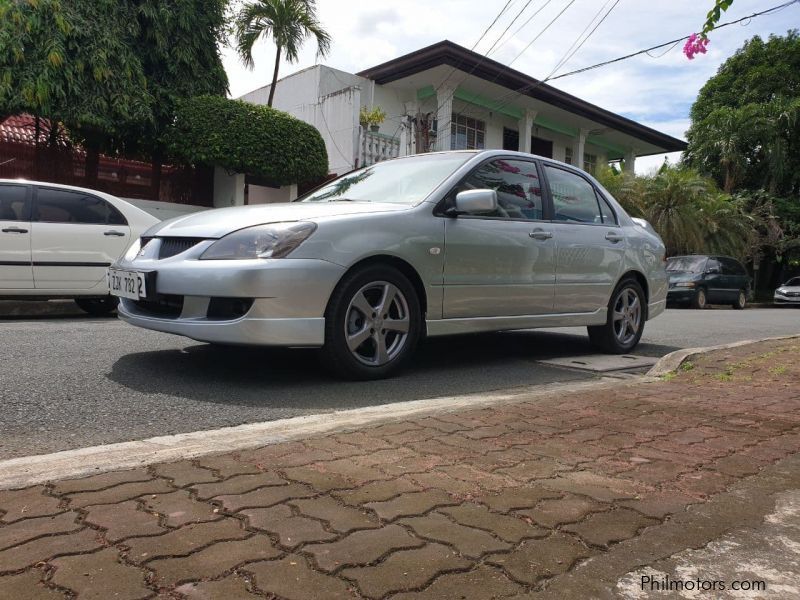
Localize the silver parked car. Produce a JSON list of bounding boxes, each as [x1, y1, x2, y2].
[[111, 150, 667, 379], [774, 277, 800, 305]]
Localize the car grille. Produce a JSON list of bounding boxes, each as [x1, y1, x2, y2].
[[157, 237, 206, 259], [133, 294, 184, 318], [786, 291, 800, 297]]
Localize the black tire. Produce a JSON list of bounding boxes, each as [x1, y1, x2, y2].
[[732, 289, 746, 310], [321, 265, 422, 380], [75, 296, 119, 316], [587, 278, 646, 354], [691, 287, 708, 310]]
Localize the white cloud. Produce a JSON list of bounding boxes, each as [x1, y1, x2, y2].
[[223, 0, 796, 165]]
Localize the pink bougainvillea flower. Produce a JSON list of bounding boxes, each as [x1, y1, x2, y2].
[[683, 33, 709, 60]]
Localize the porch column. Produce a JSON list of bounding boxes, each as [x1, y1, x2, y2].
[[518, 109, 537, 153], [623, 148, 637, 177], [575, 128, 589, 171], [435, 85, 456, 151]]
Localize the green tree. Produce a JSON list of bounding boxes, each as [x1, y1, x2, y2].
[[685, 31, 800, 196], [168, 95, 328, 185], [0, 0, 152, 181], [234, 0, 331, 107], [128, 0, 229, 196]]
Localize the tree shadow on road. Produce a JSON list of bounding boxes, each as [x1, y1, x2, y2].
[[107, 330, 678, 410]]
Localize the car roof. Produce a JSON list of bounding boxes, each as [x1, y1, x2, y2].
[[0, 178, 122, 200]]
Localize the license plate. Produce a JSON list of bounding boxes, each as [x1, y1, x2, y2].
[[108, 268, 147, 300]]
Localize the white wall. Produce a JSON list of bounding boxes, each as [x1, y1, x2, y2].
[[248, 183, 297, 204], [126, 198, 208, 220]]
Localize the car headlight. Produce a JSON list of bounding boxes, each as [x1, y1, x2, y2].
[[123, 238, 142, 261], [777, 288, 787, 294], [199, 222, 316, 260], [674, 282, 696, 288]]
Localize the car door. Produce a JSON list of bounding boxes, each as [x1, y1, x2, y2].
[[702, 257, 726, 302], [542, 164, 625, 313], [441, 157, 555, 318], [0, 183, 33, 289], [31, 186, 131, 290], [719, 257, 746, 301]]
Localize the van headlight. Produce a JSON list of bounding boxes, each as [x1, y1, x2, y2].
[[199, 222, 316, 260]]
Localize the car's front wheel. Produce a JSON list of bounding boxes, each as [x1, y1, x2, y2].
[[588, 278, 646, 354], [732, 289, 746, 310], [75, 295, 119, 317], [321, 265, 422, 380], [692, 287, 707, 309]]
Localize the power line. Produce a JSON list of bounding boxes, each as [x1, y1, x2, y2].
[[549, 0, 799, 81], [548, 0, 620, 79], [492, 0, 620, 113], [489, 0, 554, 56]]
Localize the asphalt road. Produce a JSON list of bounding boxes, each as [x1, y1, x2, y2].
[[1, 307, 798, 459]]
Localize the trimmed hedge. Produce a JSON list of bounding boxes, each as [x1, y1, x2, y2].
[[168, 95, 328, 185]]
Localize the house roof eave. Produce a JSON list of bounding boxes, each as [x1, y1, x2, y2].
[[357, 40, 687, 153]]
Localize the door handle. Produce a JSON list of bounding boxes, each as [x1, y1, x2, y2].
[[104, 230, 126, 237], [529, 229, 553, 240], [605, 231, 623, 243], [2, 227, 28, 234]]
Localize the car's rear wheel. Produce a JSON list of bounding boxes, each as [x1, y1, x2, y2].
[[588, 278, 646, 354], [732, 289, 746, 310], [692, 287, 707, 309], [321, 265, 421, 380], [75, 295, 119, 317]]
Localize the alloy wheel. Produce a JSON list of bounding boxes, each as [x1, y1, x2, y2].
[[612, 287, 642, 346], [344, 281, 410, 366]]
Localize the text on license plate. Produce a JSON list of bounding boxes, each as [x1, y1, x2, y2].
[[108, 269, 147, 300]]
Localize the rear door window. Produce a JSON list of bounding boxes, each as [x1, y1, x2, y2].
[[0, 184, 30, 221], [34, 188, 127, 225], [544, 165, 603, 224]]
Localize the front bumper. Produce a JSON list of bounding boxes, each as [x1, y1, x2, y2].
[[667, 288, 696, 302], [774, 292, 800, 305], [114, 248, 346, 346]]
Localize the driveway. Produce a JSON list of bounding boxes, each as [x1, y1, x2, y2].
[[0, 308, 797, 459]]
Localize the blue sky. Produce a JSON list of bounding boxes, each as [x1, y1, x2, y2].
[[222, 0, 799, 173]]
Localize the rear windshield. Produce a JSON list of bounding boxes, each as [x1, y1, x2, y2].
[[666, 256, 707, 273]]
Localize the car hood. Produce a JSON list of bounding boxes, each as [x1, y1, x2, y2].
[[144, 201, 410, 239], [777, 285, 800, 292]]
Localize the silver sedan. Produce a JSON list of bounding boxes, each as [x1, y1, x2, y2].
[[111, 150, 667, 379]]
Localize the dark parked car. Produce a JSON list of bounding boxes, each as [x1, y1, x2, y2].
[[666, 255, 750, 309]]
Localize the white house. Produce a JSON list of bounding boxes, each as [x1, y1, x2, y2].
[[236, 40, 686, 204]]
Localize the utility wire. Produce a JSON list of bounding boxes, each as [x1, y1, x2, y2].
[[489, 0, 554, 56], [549, 0, 799, 81]]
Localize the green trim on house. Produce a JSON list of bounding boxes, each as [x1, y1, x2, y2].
[[416, 85, 436, 100], [453, 89, 523, 119], [532, 116, 576, 137]]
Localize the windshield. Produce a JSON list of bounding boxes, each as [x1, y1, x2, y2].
[[299, 153, 473, 205], [785, 277, 800, 287], [666, 256, 707, 273]]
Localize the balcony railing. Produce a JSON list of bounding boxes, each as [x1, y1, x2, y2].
[[360, 129, 400, 167]]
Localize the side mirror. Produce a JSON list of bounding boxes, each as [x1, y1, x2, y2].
[[454, 189, 498, 215], [705, 267, 720, 274]]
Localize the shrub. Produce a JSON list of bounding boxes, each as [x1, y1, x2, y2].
[[167, 95, 328, 185]]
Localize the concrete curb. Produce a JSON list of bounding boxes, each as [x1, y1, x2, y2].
[[0, 299, 85, 318], [0, 376, 636, 491], [646, 333, 800, 377]]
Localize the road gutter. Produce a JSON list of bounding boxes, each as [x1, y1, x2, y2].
[[0, 376, 637, 490]]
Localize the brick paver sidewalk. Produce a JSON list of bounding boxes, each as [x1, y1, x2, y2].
[[1, 339, 799, 599]]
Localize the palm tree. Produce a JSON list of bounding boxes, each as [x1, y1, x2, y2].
[[641, 168, 710, 256], [235, 0, 331, 107]]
